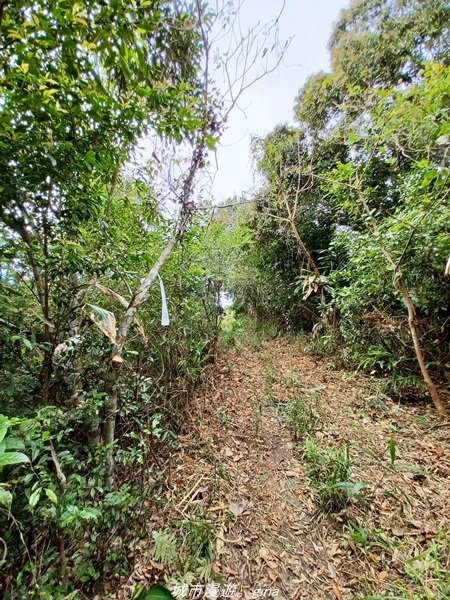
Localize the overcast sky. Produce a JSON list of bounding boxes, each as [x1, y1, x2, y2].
[[210, 0, 347, 202]]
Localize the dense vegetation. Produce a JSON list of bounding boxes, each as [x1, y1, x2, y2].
[[0, 0, 449, 597], [225, 0, 450, 413], [0, 0, 266, 594]]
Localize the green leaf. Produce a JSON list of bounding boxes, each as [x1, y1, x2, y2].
[[144, 585, 175, 600], [394, 463, 428, 477], [7, 30, 23, 40], [205, 133, 217, 151], [0, 416, 9, 444], [0, 451, 30, 467], [388, 438, 396, 466], [79, 508, 101, 520], [22, 338, 33, 351], [333, 481, 366, 496], [4, 437, 25, 450], [45, 488, 58, 504], [0, 487, 13, 508], [29, 487, 42, 508]]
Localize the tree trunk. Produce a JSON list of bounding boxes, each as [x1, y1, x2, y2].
[[396, 277, 448, 416], [101, 189, 197, 488], [104, 361, 121, 489], [356, 189, 447, 416], [101, 243, 181, 487], [289, 218, 327, 307]]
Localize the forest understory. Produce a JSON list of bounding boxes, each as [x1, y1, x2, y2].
[[124, 330, 450, 600], [1, 0, 450, 598]]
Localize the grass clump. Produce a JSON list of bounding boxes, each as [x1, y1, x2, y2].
[[278, 393, 319, 439], [302, 439, 354, 512]]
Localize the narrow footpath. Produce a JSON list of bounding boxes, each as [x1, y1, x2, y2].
[[128, 336, 450, 600]]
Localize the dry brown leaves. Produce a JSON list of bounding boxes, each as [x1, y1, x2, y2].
[[123, 337, 450, 599]]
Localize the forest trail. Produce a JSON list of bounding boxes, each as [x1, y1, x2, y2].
[[189, 339, 341, 599], [130, 336, 450, 600]]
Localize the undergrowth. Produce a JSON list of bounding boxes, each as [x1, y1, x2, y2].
[[302, 440, 354, 512], [279, 393, 320, 439], [220, 310, 276, 351], [150, 519, 216, 589], [264, 343, 450, 599]]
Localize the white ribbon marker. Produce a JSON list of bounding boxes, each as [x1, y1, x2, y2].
[[151, 269, 170, 326]]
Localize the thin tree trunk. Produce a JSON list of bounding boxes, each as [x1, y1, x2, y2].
[[396, 277, 448, 416], [41, 196, 53, 404], [356, 189, 447, 416], [288, 217, 327, 306], [104, 364, 120, 488], [58, 535, 68, 584], [102, 145, 203, 489], [103, 235, 179, 488]]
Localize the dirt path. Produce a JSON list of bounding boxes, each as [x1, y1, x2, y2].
[[128, 336, 450, 600], [195, 342, 334, 599]]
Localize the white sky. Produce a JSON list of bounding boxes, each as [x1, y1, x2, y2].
[[210, 0, 347, 202]]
